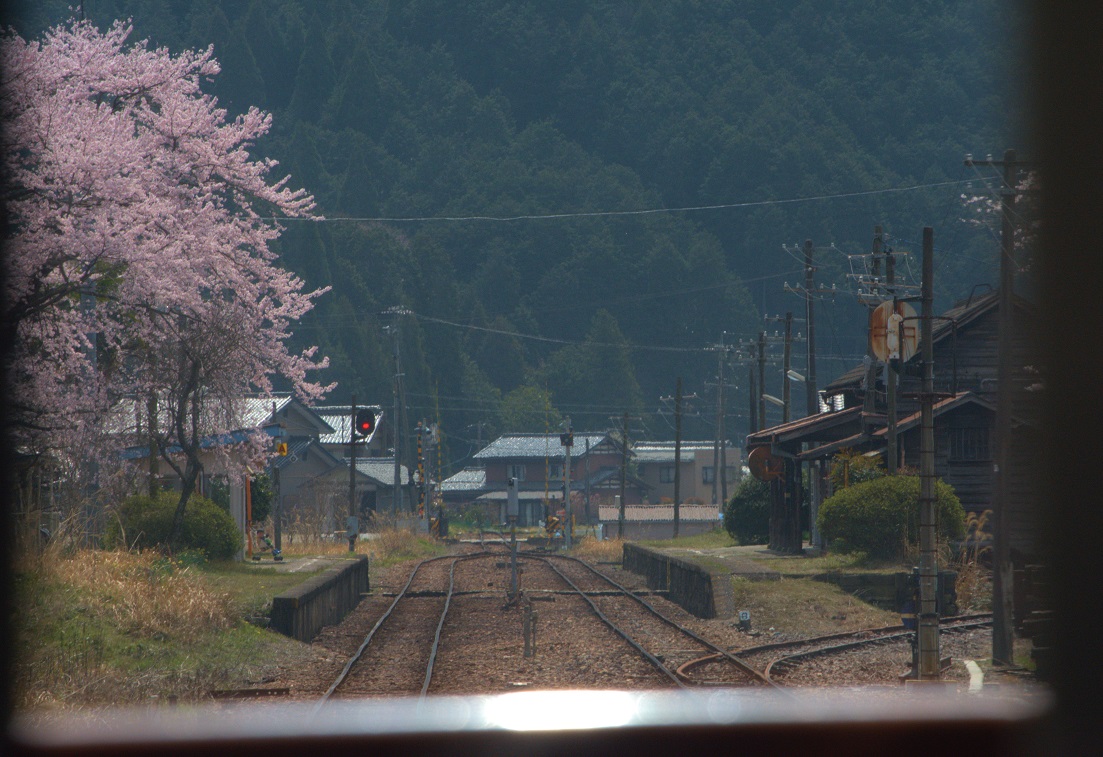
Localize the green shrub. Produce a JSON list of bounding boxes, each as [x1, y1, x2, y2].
[[723, 477, 771, 545], [817, 475, 965, 561], [828, 450, 885, 490], [104, 491, 242, 560]]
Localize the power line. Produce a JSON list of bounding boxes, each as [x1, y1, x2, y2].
[[273, 179, 973, 225]]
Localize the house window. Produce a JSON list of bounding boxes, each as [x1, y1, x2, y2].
[[658, 466, 675, 484], [949, 428, 990, 462], [508, 464, 526, 481], [548, 463, 562, 479], [702, 466, 715, 484]]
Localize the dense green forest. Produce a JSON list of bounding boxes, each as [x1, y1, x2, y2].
[[6, 1, 1026, 470]]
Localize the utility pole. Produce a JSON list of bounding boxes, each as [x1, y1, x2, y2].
[[863, 228, 883, 419], [272, 400, 283, 553], [708, 333, 733, 507], [782, 312, 793, 424], [673, 377, 683, 539], [917, 226, 940, 680], [803, 240, 819, 417], [348, 395, 358, 552], [748, 362, 758, 433], [965, 149, 1023, 665], [383, 309, 409, 515], [757, 332, 767, 430], [618, 412, 628, 538], [886, 243, 899, 475], [562, 417, 573, 549]]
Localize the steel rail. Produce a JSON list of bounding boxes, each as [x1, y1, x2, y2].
[[677, 613, 995, 679], [535, 555, 685, 688], [763, 618, 994, 684], [421, 554, 484, 698], [313, 551, 495, 715], [536, 553, 781, 689]]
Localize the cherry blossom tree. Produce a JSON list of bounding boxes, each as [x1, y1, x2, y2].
[[1, 19, 331, 535]]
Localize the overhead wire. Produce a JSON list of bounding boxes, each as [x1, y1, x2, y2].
[[273, 179, 974, 225]]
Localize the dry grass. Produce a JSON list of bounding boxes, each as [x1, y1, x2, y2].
[[954, 510, 994, 612], [570, 536, 626, 562], [729, 576, 900, 637], [25, 549, 236, 642], [12, 548, 249, 711]]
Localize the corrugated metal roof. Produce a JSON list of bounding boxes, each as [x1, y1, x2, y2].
[[474, 432, 616, 460], [597, 504, 721, 523], [633, 441, 725, 463]]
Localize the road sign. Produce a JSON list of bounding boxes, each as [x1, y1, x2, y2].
[[870, 300, 918, 362]]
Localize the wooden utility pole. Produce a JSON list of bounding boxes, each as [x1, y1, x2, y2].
[[673, 378, 683, 539], [804, 239, 819, 417], [964, 149, 1021, 665], [917, 227, 940, 679]]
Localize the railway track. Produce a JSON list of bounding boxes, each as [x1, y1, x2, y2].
[[677, 614, 995, 686], [316, 544, 997, 708], [313, 544, 781, 713], [528, 553, 780, 690], [313, 550, 495, 711]]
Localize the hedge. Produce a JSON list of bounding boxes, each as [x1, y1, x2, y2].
[[104, 491, 242, 560], [817, 475, 965, 560]]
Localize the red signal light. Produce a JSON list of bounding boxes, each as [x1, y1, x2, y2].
[[354, 408, 377, 438]]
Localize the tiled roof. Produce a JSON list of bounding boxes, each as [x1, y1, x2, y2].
[[354, 458, 407, 486], [597, 504, 722, 523], [474, 432, 617, 460], [270, 438, 342, 470], [315, 405, 384, 445], [240, 395, 294, 429], [440, 467, 486, 492]]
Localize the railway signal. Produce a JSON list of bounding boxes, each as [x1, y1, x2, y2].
[[354, 408, 377, 439]]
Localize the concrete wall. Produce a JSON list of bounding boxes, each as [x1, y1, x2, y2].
[[270, 556, 370, 642], [600, 520, 718, 540], [622, 543, 735, 619]]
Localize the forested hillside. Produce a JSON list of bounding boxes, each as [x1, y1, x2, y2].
[[7, 1, 1026, 468]]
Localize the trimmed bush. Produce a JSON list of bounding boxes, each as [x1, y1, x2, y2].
[[104, 491, 242, 560], [817, 475, 965, 561], [828, 450, 885, 490], [723, 477, 771, 545]]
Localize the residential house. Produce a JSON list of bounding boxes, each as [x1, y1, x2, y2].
[[633, 441, 740, 506], [444, 432, 644, 527]]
